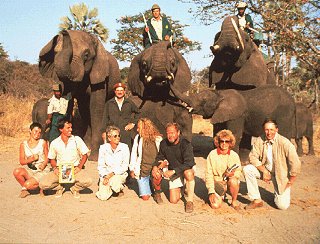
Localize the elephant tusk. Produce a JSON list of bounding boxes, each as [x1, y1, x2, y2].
[[167, 75, 172, 80], [170, 72, 175, 80], [210, 45, 220, 53], [231, 18, 244, 51], [146, 76, 152, 82]]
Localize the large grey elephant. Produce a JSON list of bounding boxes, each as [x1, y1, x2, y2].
[[39, 30, 120, 160], [209, 16, 275, 89], [128, 41, 192, 109], [295, 102, 314, 156], [188, 85, 296, 153]]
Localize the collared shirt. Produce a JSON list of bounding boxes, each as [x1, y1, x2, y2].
[[217, 148, 231, 155], [47, 95, 69, 115], [151, 16, 163, 40], [115, 97, 124, 111], [97, 142, 130, 178], [237, 14, 247, 30], [265, 141, 273, 172], [48, 135, 89, 166]]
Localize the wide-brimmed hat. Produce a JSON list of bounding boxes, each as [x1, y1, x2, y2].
[[236, 2, 247, 8], [151, 4, 160, 10], [52, 83, 62, 92], [113, 83, 127, 90]]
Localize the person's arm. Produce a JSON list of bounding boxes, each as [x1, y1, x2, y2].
[[38, 140, 49, 171], [205, 152, 216, 195], [97, 146, 108, 178], [129, 135, 139, 177], [19, 143, 37, 165], [50, 159, 59, 175], [285, 141, 301, 188], [163, 17, 173, 40], [125, 100, 140, 131], [172, 141, 195, 176]]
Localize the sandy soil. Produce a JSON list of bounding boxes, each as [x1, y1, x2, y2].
[[0, 116, 319, 243]]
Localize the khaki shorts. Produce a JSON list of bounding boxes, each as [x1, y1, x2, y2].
[[26, 168, 49, 182], [168, 165, 196, 190]]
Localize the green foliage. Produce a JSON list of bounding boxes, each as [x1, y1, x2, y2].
[[0, 43, 8, 59], [111, 11, 201, 62], [59, 3, 109, 42]]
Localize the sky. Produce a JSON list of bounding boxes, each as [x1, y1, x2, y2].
[[1, 0, 221, 71]]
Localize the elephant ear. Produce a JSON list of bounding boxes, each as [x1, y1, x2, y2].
[[90, 37, 109, 84], [211, 90, 247, 124], [39, 35, 59, 80], [172, 48, 191, 93], [128, 53, 145, 98]]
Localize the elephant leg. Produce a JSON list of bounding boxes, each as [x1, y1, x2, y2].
[[296, 138, 303, 156], [173, 106, 192, 142], [89, 88, 106, 161], [306, 136, 315, 155], [76, 92, 91, 148]]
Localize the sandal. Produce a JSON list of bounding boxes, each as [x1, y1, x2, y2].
[[231, 204, 241, 211]]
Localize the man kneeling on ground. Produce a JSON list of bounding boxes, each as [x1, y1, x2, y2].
[[151, 123, 196, 213]]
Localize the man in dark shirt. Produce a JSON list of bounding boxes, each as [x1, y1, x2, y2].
[[151, 122, 195, 213], [102, 83, 140, 150]]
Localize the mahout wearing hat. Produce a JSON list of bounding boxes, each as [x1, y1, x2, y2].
[[151, 4, 160, 11], [113, 83, 127, 90]]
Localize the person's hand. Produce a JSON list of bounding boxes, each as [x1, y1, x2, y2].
[[285, 181, 293, 189], [53, 167, 59, 175], [103, 177, 109, 185], [164, 35, 170, 41], [125, 123, 135, 131], [158, 160, 168, 169], [130, 171, 136, 179], [145, 26, 149, 32], [74, 166, 81, 174], [152, 166, 162, 180], [263, 170, 271, 182], [163, 170, 175, 179], [223, 169, 235, 179], [33, 154, 39, 161], [45, 119, 51, 125], [209, 193, 222, 208], [38, 163, 45, 171]]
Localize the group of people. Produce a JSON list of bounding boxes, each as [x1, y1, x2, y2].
[[14, 79, 301, 213]]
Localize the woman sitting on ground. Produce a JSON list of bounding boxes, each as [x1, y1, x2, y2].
[[205, 129, 242, 210], [129, 118, 163, 200], [13, 122, 49, 198]]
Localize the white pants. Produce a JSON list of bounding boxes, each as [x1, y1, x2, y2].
[[96, 172, 128, 201], [243, 164, 291, 210]]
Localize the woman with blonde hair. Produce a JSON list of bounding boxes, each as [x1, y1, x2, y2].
[[129, 118, 163, 200], [205, 129, 242, 210]]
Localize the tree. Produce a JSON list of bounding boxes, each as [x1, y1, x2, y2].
[[59, 3, 109, 42], [179, 1, 320, 81], [0, 43, 8, 59], [111, 11, 201, 62]]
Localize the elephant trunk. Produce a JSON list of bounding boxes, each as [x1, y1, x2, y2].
[[55, 31, 84, 82]]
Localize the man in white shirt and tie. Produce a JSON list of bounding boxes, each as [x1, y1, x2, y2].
[[243, 118, 301, 210]]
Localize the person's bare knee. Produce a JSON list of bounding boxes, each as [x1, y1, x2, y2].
[[170, 188, 181, 203], [184, 169, 194, 181]]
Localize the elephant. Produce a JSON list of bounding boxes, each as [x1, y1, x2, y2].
[[295, 102, 314, 156], [130, 96, 192, 142], [188, 85, 296, 155], [209, 16, 275, 90], [127, 41, 192, 110], [38, 30, 120, 160]]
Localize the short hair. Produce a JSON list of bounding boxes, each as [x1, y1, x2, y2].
[[213, 129, 236, 148], [57, 117, 72, 130], [262, 118, 278, 128], [106, 125, 120, 138], [30, 122, 42, 131], [165, 122, 180, 132]]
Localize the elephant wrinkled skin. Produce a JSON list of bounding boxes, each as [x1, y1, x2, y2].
[[39, 30, 120, 160]]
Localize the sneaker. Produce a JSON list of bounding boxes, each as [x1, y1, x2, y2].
[[185, 201, 194, 213], [70, 187, 80, 199], [245, 201, 263, 210], [19, 190, 30, 198], [55, 187, 65, 198], [153, 192, 164, 205]]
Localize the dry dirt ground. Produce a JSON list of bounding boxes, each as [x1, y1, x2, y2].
[[0, 116, 319, 243]]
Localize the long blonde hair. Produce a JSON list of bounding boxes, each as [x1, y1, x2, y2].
[[138, 118, 162, 144]]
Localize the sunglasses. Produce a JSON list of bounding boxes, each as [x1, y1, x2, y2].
[[110, 134, 120, 138], [219, 140, 230, 143]]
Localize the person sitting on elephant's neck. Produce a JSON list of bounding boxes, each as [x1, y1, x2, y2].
[[206, 129, 242, 210], [243, 118, 301, 210], [102, 83, 140, 150], [236, 2, 254, 37], [46, 84, 70, 144], [143, 4, 173, 48]]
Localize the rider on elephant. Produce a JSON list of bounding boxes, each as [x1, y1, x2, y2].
[[236, 1, 254, 37], [143, 4, 173, 48], [45, 84, 71, 143]]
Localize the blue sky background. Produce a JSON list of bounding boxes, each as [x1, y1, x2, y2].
[[1, 0, 222, 71]]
